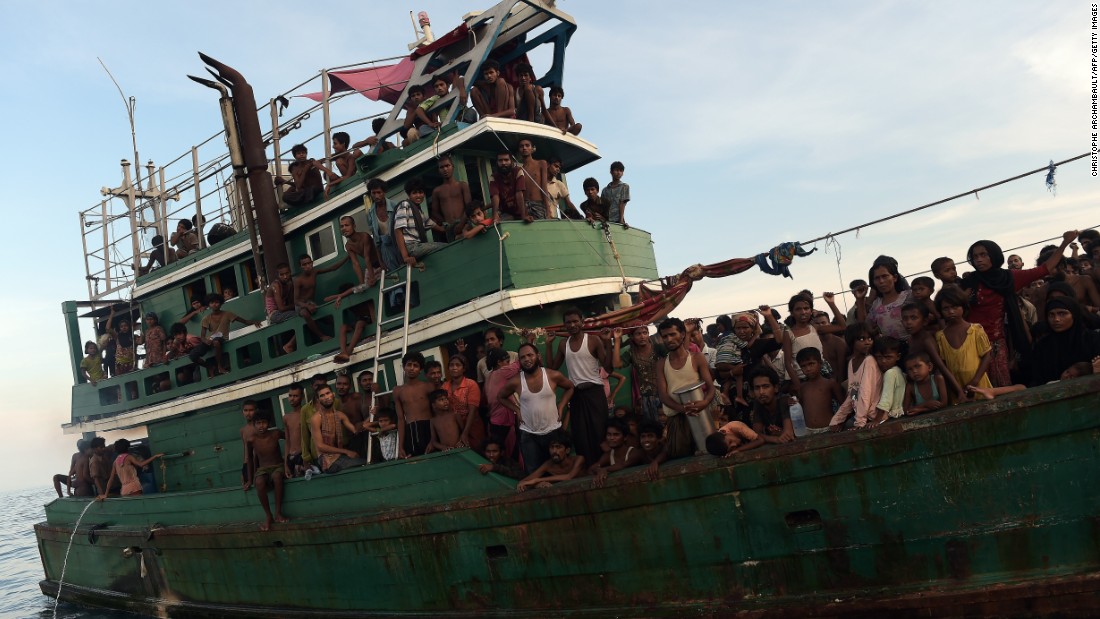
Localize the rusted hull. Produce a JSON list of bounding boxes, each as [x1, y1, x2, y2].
[[36, 376, 1100, 617]]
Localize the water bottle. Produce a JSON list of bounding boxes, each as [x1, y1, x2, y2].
[[788, 396, 808, 437]]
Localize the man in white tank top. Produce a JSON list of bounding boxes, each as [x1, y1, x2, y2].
[[545, 308, 612, 465], [498, 343, 575, 474]]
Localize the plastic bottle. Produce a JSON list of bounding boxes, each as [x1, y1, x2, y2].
[[788, 396, 808, 437]]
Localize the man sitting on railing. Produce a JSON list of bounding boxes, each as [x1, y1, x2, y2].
[[275, 144, 330, 208], [394, 178, 448, 266]]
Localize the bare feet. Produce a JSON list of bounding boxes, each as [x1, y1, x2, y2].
[[333, 353, 350, 364]]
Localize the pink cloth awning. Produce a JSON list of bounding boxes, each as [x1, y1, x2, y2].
[[301, 57, 416, 105]]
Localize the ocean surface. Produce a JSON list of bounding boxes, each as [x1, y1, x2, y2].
[[0, 487, 135, 619]]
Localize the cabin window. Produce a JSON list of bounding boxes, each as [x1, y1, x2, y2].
[[305, 223, 338, 264]]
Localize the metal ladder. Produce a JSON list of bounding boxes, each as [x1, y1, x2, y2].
[[366, 263, 414, 462]]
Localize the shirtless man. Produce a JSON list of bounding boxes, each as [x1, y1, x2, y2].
[[498, 342, 575, 474], [516, 429, 585, 492], [339, 216, 379, 286], [246, 410, 289, 531], [393, 351, 435, 458], [489, 151, 529, 222], [517, 138, 552, 220], [428, 389, 463, 452], [239, 400, 258, 490], [294, 253, 341, 343], [282, 384, 305, 478], [470, 59, 515, 119], [309, 384, 367, 474], [429, 155, 472, 241], [588, 418, 643, 488]]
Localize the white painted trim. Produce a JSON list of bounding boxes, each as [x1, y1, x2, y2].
[[66, 275, 638, 434]]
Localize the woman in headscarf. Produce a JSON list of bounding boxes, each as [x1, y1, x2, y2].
[[1026, 296, 1100, 386], [960, 231, 1078, 386]]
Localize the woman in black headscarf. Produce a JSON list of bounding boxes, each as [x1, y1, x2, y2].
[[1026, 296, 1100, 386], [959, 231, 1077, 386]]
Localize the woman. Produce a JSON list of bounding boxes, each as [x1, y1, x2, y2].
[[97, 439, 163, 498], [1027, 296, 1100, 386], [858, 256, 911, 342], [960, 231, 1077, 386], [443, 354, 485, 449]]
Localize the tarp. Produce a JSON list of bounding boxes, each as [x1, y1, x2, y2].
[[300, 57, 416, 105]]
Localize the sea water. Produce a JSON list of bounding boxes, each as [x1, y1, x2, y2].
[[0, 487, 135, 618]]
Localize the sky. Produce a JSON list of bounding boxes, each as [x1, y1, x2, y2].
[[0, 0, 1094, 493]]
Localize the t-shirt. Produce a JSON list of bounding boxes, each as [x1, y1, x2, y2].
[[877, 366, 906, 418], [201, 311, 239, 340], [489, 169, 526, 216], [600, 181, 630, 223]]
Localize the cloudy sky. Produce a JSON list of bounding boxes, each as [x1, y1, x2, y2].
[[0, 0, 1093, 492]]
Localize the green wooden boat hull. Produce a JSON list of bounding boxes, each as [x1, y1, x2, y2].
[[36, 375, 1100, 617]]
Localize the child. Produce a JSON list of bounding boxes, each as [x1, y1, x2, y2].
[[931, 257, 960, 286], [902, 352, 948, 415], [246, 410, 289, 531], [900, 302, 965, 401], [461, 201, 494, 239], [871, 336, 905, 425], [97, 439, 162, 499], [589, 419, 644, 487], [829, 322, 883, 431], [795, 347, 844, 434], [704, 420, 764, 457], [909, 276, 940, 322], [477, 437, 524, 479], [544, 85, 582, 135], [600, 161, 630, 228], [749, 367, 795, 444], [516, 429, 585, 492], [579, 177, 611, 224], [935, 285, 993, 400], [80, 341, 104, 385]]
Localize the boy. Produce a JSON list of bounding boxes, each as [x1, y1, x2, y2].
[[794, 347, 844, 434], [246, 410, 289, 531], [471, 59, 515, 119], [516, 429, 585, 492], [600, 161, 630, 228], [461, 201, 493, 240], [588, 418, 643, 487], [871, 336, 905, 425], [429, 155, 472, 241], [197, 293, 262, 376], [704, 420, 764, 457], [393, 351, 436, 458], [544, 85, 582, 135], [428, 389, 463, 452], [282, 384, 305, 477], [81, 341, 104, 385], [394, 178, 448, 267], [931, 257, 960, 286], [477, 437, 524, 479], [749, 367, 795, 444], [579, 177, 611, 224]]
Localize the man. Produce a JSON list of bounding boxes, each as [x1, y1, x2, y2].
[[196, 294, 262, 376], [282, 383, 306, 478], [393, 351, 436, 458], [498, 343, 575, 474], [612, 323, 663, 424], [489, 151, 529, 222], [476, 327, 518, 384], [470, 59, 515, 119], [517, 138, 552, 219], [394, 178, 448, 267], [648, 318, 715, 478], [339, 216, 379, 287], [429, 155, 472, 241], [294, 253, 341, 343], [239, 400, 258, 490], [516, 429, 585, 492], [308, 385, 367, 474], [545, 307, 612, 464]]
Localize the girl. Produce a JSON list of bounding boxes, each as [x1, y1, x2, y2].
[[443, 354, 485, 449], [98, 439, 163, 498], [900, 302, 964, 402], [858, 256, 912, 342], [829, 322, 882, 430], [902, 351, 948, 415], [782, 292, 846, 391], [934, 285, 993, 399]]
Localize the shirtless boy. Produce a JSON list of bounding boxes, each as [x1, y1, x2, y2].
[[428, 389, 463, 452], [393, 351, 436, 458], [588, 418, 643, 487], [794, 347, 844, 434], [282, 384, 305, 477], [471, 59, 515, 119], [246, 410, 289, 531], [429, 155, 472, 241], [517, 138, 552, 219], [339, 216, 379, 286], [516, 429, 585, 492], [544, 86, 582, 135]]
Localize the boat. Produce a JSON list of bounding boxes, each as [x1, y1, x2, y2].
[[36, 1, 1100, 617]]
